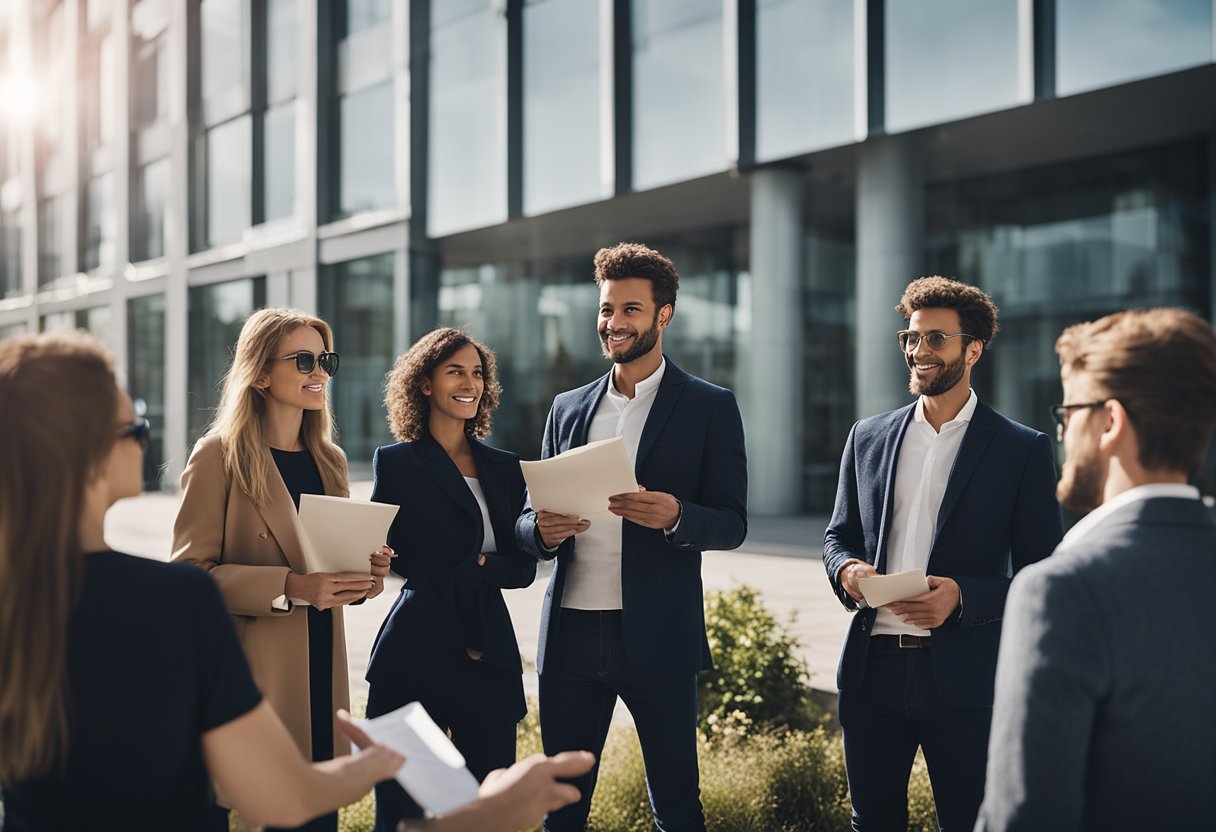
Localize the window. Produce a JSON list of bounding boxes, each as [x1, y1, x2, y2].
[[203, 116, 252, 247], [128, 293, 167, 489], [83, 174, 116, 272], [187, 277, 266, 443], [133, 158, 170, 261]]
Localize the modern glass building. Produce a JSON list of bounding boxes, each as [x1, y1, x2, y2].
[[1, 0, 1213, 510]]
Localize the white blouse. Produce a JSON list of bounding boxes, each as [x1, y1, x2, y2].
[[463, 476, 498, 554]]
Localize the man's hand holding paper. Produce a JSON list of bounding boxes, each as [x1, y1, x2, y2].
[[884, 575, 961, 629]]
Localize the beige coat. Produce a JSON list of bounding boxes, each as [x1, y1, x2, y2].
[[171, 434, 350, 760]]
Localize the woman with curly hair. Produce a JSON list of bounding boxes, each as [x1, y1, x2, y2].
[[365, 327, 537, 831]]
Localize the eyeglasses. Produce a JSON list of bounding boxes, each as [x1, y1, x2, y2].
[[118, 417, 152, 452], [1049, 401, 1109, 443], [280, 351, 340, 377], [896, 330, 979, 352]]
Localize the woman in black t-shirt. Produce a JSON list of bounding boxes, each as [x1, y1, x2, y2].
[[0, 333, 403, 830]]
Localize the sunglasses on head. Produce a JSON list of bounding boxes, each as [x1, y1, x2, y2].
[[118, 417, 152, 452], [280, 351, 340, 377]]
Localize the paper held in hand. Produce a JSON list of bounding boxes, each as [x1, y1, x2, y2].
[[356, 702, 481, 817], [297, 494, 399, 574], [519, 435, 639, 516], [858, 569, 931, 608]]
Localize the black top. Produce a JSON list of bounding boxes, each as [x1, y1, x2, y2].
[[1, 551, 262, 831], [270, 447, 325, 511]]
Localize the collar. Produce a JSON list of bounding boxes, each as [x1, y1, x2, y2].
[[1059, 483, 1202, 552], [606, 357, 667, 403], [914, 387, 977, 429]]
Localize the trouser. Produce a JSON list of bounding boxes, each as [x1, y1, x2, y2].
[[838, 637, 992, 832], [539, 609, 705, 832]]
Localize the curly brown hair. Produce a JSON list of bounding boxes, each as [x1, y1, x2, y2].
[[384, 328, 502, 442], [594, 242, 680, 310], [896, 276, 1000, 345]]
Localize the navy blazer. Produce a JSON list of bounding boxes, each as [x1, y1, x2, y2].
[[365, 434, 536, 719], [515, 357, 748, 675], [823, 398, 1063, 709]]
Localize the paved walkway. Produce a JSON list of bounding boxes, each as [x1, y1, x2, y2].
[[105, 487, 850, 720]]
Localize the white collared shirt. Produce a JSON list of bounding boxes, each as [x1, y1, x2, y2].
[[463, 476, 498, 554], [561, 359, 667, 610], [872, 389, 978, 637], [1056, 483, 1201, 554]]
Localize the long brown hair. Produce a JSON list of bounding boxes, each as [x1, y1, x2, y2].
[[0, 333, 119, 783], [205, 308, 349, 506]]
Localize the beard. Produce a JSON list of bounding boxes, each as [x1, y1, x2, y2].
[[600, 312, 662, 364], [1057, 440, 1106, 512], [907, 351, 967, 397]]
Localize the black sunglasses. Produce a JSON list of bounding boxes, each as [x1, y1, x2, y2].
[[280, 351, 340, 377], [118, 417, 152, 452], [1048, 400, 1110, 442]]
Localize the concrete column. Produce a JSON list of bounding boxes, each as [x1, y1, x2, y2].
[[746, 167, 804, 515], [855, 135, 923, 420]]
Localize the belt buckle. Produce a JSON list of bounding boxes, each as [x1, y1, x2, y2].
[[898, 634, 927, 649]]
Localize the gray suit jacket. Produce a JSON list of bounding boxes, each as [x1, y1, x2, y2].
[[977, 496, 1216, 831]]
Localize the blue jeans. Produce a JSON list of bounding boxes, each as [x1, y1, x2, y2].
[[539, 609, 705, 832]]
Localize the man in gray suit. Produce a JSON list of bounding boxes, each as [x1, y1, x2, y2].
[[977, 308, 1216, 830]]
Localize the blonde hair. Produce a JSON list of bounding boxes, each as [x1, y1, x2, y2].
[[207, 308, 349, 506], [0, 333, 119, 783]]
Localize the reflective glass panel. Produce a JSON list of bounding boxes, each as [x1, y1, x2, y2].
[[201, 0, 247, 102], [134, 157, 169, 262], [132, 0, 171, 127], [885, 0, 1020, 133], [523, 0, 605, 215], [1056, 0, 1213, 95], [1, 208, 20, 299], [339, 82, 395, 217], [347, 0, 392, 34], [83, 173, 116, 272], [318, 253, 395, 468], [428, 0, 507, 236], [206, 116, 251, 246], [38, 195, 68, 286], [632, 0, 726, 189], [187, 277, 266, 443], [128, 292, 167, 489], [756, 0, 854, 161], [267, 0, 297, 103], [264, 102, 297, 222]]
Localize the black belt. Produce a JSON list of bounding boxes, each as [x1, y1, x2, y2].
[[873, 634, 931, 649]]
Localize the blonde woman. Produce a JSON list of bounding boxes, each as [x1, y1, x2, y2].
[[172, 308, 393, 832], [0, 332, 403, 829]]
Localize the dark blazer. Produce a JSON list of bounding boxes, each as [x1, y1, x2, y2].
[[365, 434, 536, 721], [978, 496, 1216, 831], [515, 357, 748, 675], [823, 398, 1063, 709]]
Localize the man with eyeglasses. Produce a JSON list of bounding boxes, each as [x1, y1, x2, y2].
[[977, 309, 1216, 831], [824, 276, 1063, 831]]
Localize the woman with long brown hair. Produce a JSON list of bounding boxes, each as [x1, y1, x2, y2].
[[0, 332, 403, 829], [172, 307, 393, 832]]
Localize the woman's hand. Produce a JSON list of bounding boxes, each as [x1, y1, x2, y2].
[[365, 545, 395, 600], [284, 571, 375, 610]]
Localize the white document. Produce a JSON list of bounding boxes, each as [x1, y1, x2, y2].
[[520, 435, 639, 517], [356, 702, 480, 817], [859, 569, 930, 607], [297, 494, 398, 574]]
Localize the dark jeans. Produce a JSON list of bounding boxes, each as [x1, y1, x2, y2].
[[838, 637, 991, 832], [539, 609, 705, 832]]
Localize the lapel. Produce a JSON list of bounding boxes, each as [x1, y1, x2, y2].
[[933, 399, 999, 542], [470, 439, 511, 540], [415, 431, 482, 523], [571, 373, 612, 449], [257, 453, 311, 574], [635, 357, 688, 473], [876, 405, 916, 574]]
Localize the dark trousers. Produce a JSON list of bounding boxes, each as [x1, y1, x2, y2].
[[366, 663, 518, 832], [539, 609, 705, 832], [838, 638, 991, 832]]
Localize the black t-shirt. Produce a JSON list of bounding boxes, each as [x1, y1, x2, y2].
[[1, 551, 262, 831]]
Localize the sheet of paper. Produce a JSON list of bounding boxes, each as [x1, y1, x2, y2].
[[858, 569, 930, 607], [520, 435, 639, 517], [297, 494, 399, 574], [356, 702, 480, 817]]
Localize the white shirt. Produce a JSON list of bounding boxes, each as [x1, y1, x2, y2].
[[561, 359, 667, 610], [1056, 483, 1201, 554], [464, 476, 498, 554], [872, 389, 978, 637]]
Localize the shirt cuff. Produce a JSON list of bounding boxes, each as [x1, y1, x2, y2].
[[663, 499, 683, 536], [271, 595, 291, 611]]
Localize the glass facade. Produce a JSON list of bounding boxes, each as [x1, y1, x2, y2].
[[632, 0, 726, 189], [83, 173, 115, 272], [131, 0, 171, 129], [1057, 0, 1213, 96], [756, 0, 854, 161], [201, 0, 248, 105], [187, 277, 266, 444], [319, 253, 396, 469], [1, 208, 20, 299], [37, 195, 68, 286], [885, 0, 1021, 133], [926, 140, 1214, 492], [133, 158, 169, 262], [338, 82, 395, 217], [129, 293, 167, 489], [428, 0, 507, 235], [204, 116, 251, 247], [523, 0, 606, 215], [264, 101, 297, 222]]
